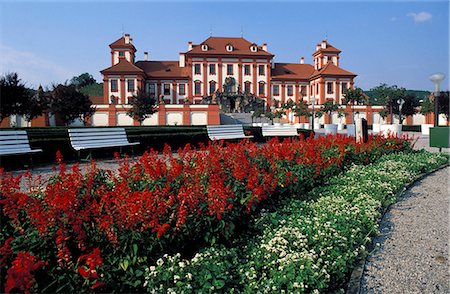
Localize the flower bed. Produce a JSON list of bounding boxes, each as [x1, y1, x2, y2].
[[142, 151, 449, 293], [1, 134, 411, 292]]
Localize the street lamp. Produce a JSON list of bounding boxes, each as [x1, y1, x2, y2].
[[429, 73, 445, 127], [310, 96, 316, 130], [397, 98, 404, 124]]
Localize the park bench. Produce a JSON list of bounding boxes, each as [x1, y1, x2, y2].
[[68, 128, 139, 159], [206, 125, 253, 141], [262, 125, 299, 137], [0, 130, 42, 165]]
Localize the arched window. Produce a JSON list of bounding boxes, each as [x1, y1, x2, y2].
[[201, 44, 208, 51], [244, 81, 251, 94], [258, 82, 266, 95], [209, 81, 216, 95], [250, 45, 257, 52], [226, 44, 233, 52], [194, 81, 201, 95]]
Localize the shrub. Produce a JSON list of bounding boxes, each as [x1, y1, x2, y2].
[[1, 134, 413, 292]]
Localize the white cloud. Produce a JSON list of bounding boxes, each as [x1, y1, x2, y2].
[[407, 12, 432, 23], [0, 44, 75, 88]]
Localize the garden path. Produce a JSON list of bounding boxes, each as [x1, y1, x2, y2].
[[360, 166, 449, 293]]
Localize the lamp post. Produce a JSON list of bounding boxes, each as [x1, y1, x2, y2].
[[429, 73, 445, 127], [310, 96, 316, 130], [397, 98, 404, 124]]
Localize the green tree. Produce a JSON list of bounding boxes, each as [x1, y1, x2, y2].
[[387, 93, 418, 124], [319, 101, 339, 121], [292, 101, 311, 120], [127, 89, 158, 124], [23, 85, 49, 122], [70, 73, 97, 89], [49, 84, 96, 125], [437, 91, 449, 121], [0, 73, 38, 122], [343, 87, 366, 123], [337, 107, 348, 123], [378, 108, 388, 124]]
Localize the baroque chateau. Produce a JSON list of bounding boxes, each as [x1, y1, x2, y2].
[[100, 34, 356, 109]]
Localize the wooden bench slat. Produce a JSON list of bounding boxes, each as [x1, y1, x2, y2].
[[0, 131, 42, 156], [68, 128, 139, 152]]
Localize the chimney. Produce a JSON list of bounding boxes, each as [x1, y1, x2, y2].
[[129, 38, 133, 44], [271, 58, 275, 69], [262, 43, 267, 51], [300, 57, 304, 64], [124, 34, 130, 44], [321, 40, 327, 49], [188, 41, 193, 51], [144, 52, 148, 61], [179, 53, 185, 67], [316, 44, 321, 51]]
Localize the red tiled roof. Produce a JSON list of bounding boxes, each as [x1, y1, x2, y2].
[[271, 63, 315, 80], [186, 37, 273, 56], [310, 62, 356, 78], [312, 41, 341, 56], [90, 96, 104, 105], [135, 61, 189, 78], [109, 36, 136, 50], [100, 58, 144, 74]]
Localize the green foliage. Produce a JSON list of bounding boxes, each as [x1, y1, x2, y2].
[[320, 101, 339, 115], [48, 84, 96, 125], [70, 73, 97, 89], [437, 91, 449, 119], [292, 101, 311, 118], [142, 151, 449, 293], [79, 83, 103, 97], [0, 72, 44, 122], [365, 88, 430, 106], [343, 87, 367, 124], [127, 89, 158, 123], [387, 94, 419, 124]]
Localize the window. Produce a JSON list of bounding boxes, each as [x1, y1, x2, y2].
[[227, 64, 233, 75], [258, 64, 265, 76], [273, 85, 279, 96], [244, 64, 250, 75], [209, 82, 216, 95], [194, 64, 201, 75], [259, 82, 265, 95], [110, 79, 118, 92], [250, 45, 257, 52], [127, 79, 135, 92], [179, 84, 186, 95], [301, 85, 307, 96], [119, 51, 125, 57], [194, 81, 201, 95], [316, 84, 319, 95], [244, 82, 251, 93], [341, 82, 348, 94], [226, 45, 233, 52], [287, 85, 293, 96], [209, 64, 216, 75], [149, 83, 156, 95], [163, 84, 170, 95], [202, 44, 208, 51], [327, 82, 333, 94]]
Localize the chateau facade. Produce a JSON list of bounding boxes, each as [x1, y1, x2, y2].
[[100, 34, 357, 109]]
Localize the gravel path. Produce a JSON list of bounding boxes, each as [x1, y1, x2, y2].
[[360, 166, 450, 294]]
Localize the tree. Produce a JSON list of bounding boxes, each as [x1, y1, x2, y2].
[[369, 84, 407, 123], [127, 89, 158, 124], [319, 101, 339, 122], [337, 107, 348, 123], [49, 84, 96, 125], [0, 73, 37, 122], [23, 85, 49, 122], [378, 108, 388, 124], [343, 87, 366, 124], [292, 101, 311, 120], [437, 91, 449, 121], [386, 93, 418, 124], [70, 73, 96, 90]]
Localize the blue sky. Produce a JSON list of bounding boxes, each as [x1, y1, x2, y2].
[[0, 1, 448, 91]]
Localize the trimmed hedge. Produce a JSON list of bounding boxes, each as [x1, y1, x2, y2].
[[0, 126, 314, 169]]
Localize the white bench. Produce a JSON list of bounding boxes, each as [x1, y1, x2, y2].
[[206, 125, 253, 140], [0, 130, 42, 156], [68, 128, 139, 158], [262, 125, 299, 137]]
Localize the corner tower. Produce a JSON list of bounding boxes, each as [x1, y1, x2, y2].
[[312, 40, 341, 70], [109, 33, 137, 65]]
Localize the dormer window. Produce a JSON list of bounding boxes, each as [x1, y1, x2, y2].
[[119, 51, 125, 57], [250, 45, 257, 52], [201, 44, 208, 51], [226, 44, 233, 52]]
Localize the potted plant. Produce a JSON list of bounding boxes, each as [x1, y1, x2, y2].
[[273, 109, 286, 125], [373, 108, 388, 133], [320, 101, 339, 134], [420, 96, 434, 135], [292, 101, 311, 129], [336, 107, 347, 131]]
